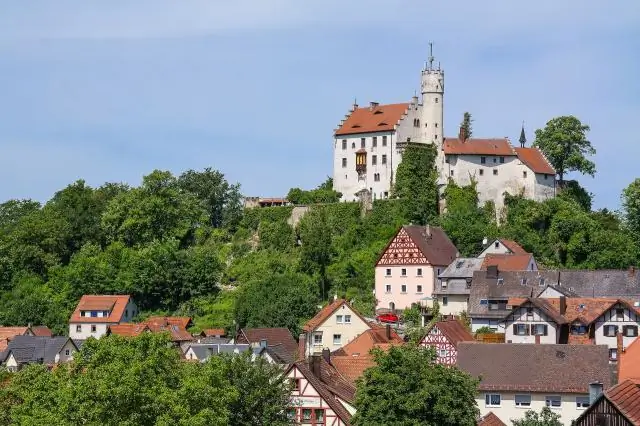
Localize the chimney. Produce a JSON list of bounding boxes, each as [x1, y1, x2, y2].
[[534, 335, 540, 344], [617, 331, 624, 381], [459, 125, 466, 142], [425, 224, 431, 238], [486, 265, 499, 280], [322, 348, 331, 364], [589, 382, 604, 405], [333, 294, 338, 301], [369, 101, 379, 111], [386, 324, 391, 340], [259, 338, 268, 349], [629, 266, 636, 277], [297, 334, 306, 361], [559, 296, 567, 315], [310, 354, 322, 378]]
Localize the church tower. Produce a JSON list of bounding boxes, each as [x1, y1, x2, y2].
[[420, 42, 444, 148]]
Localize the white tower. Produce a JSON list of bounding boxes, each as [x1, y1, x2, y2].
[[420, 42, 445, 153]]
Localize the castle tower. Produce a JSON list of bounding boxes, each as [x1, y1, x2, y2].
[[420, 42, 445, 179]]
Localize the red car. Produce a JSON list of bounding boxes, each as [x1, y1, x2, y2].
[[376, 313, 399, 324]]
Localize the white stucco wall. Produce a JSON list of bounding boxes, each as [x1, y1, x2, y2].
[[69, 322, 109, 340], [58, 340, 77, 363], [375, 265, 436, 312], [502, 307, 559, 344], [593, 305, 640, 350], [435, 294, 468, 316], [305, 304, 370, 357]]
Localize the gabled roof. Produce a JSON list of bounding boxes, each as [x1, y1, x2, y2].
[[457, 343, 612, 393], [620, 336, 640, 382], [575, 379, 640, 425], [439, 258, 483, 279], [70, 295, 132, 323], [332, 326, 403, 357], [4, 336, 76, 365], [144, 318, 193, 342], [0, 327, 31, 340], [480, 254, 534, 271], [330, 356, 376, 385], [477, 412, 507, 426], [302, 299, 369, 333], [237, 328, 298, 360], [424, 319, 475, 347], [503, 298, 568, 325], [146, 316, 192, 329], [201, 328, 226, 337], [497, 239, 528, 255], [335, 103, 409, 136], [108, 323, 150, 337], [31, 326, 53, 337], [443, 137, 515, 156], [515, 147, 555, 175], [376, 225, 459, 267]]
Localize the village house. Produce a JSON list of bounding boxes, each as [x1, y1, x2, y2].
[[573, 379, 640, 426], [419, 319, 475, 365], [477, 412, 507, 426], [1, 335, 78, 372], [457, 343, 612, 425], [108, 316, 194, 348], [286, 353, 355, 426], [375, 225, 458, 313], [235, 327, 298, 364], [69, 295, 138, 340], [478, 239, 530, 258], [301, 299, 371, 358], [0, 326, 36, 352]]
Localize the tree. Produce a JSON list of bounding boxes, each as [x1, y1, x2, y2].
[[287, 177, 341, 205], [622, 178, 640, 239], [557, 180, 592, 211], [460, 112, 473, 139], [511, 407, 562, 426], [533, 116, 595, 185], [393, 144, 439, 225], [298, 208, 332, 298], [352, 345, 479, 426]]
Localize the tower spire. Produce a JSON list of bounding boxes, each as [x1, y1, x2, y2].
[[428, 42, 435, 70], [519, 121, 527, 148]]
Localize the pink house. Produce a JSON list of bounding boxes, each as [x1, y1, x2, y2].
[[374, 225, 458, 314]]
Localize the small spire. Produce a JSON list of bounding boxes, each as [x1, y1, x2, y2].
[[519, 121, 526, 148], [428, 42, 435, 70]]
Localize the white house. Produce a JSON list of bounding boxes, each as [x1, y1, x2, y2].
[[69, 295, 138, 340], [3, 336, 78, 371]]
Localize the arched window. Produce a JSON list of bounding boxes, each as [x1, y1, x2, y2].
[[415, 119, 420, 128]]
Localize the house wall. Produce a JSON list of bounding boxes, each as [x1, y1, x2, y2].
[[478, 240, 520, 258], [69, 322, 109, 340], [594, 304, 640, 351], [534, 172, 556, 201], [477, 391, 590, 426], [435, 294, 468, 316], [305, 304, 370, 357], [375, 264, 437, 312], [287, 366, 348, 426], [59, 340, 77, 363], [5, 353, 17, 371], [503, 305, 559, 344]]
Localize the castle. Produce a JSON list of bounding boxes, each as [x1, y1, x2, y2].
[[332, 45, 556, 213]]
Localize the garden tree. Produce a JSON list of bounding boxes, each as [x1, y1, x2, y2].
[[352, 345, 479, 426], [622, 178, 640, 239], [533, 116, 595, 185], [557, 179, 593, 211], [0, 199, 41, 232], [298, 207, 332, 298], [234, 272, 319, 336], [511, 407, 562, 426], [393, 144, 439, 225], [178, 168, 243, 230], [258, 220, 296, 251], [287, 177, 342, 205], [460, 112, 473, 139]]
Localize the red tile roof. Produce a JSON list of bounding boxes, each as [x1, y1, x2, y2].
[[335, 103, 409, 136], [202, 328, 226, 337], [109, 323, 149, 337], [515, 147, 555, 175], [303, 299, 369, 333], [498, 239, 528, 255], [146, 316, 192, 329], [477, 412, 507, 426], [600, 379, 640, 424], [237, 328, 298, 361], [0, 327, 31, 340], [331, 356, 376, 385], [144, 317, 193, 342], [620, 337, 640, 381], [428, 319, 475, 347], [332, 326, 403, 357], [443, 138, 515, 156], [481, 254, 534, 271], [70, 295, 131, 323]]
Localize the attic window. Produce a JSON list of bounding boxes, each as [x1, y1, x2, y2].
[[480, 299, 488, 305], [497, 278, 504, 285], [520, 278, 527, 286], [456, 260, 464, 268], [494, 242, 499, 248], [538, 278, 545, 286], [351, 124, 361, 129], [378, 122, 388, 126], [374, 110, 383, 115]]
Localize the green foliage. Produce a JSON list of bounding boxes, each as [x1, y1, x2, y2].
[[0, 333, 291, 425], [474, 326, 495, 335], [511, 407, 563, 426], [623, 178, 640, 239], [534, 116, 595, 184], [352, 345, 479, 426], [393, 144, 439, 225], [287, 177, 342, 205], [558, 180, 593, 211], [460, 112, 473, 139]]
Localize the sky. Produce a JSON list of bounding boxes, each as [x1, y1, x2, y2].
[[0, 1, 639, 210]]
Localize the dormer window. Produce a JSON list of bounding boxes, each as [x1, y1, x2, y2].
[[494, 241, 499, 248]]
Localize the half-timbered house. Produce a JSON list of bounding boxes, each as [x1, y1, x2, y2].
[[375, 225, 458, 313], [502, 298, 567, 344], [420, 319, 475, 365], [574, 379, 640, 426], [286, 354, 355, 426]]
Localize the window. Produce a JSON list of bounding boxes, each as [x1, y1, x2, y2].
[[442, 296, 448, 306], [417, 285, 423, 293], [515, 394, 531, 407], [610, 348, 618, 360], [333, 334, 342, 345], [91, 325, 97, 333], [493, 158, 497, 163], [76, 325, 81, 333], [526, 307, 534, 317], [513, 324, 529, 336], [290, 378, 300, 392], [385, 284, 391, 293], [65, 349, 70, 356], [616, 308, 625, 320], [313, 333, 322, 345], [372, 155, 377, 165], [571, 324, 588, 335], [485, 394, 501, 407], [125, 309, 128, 318], [544, 174, 549, 180], [336, 315, 343, 324], [352, 142, 355, 149], [91, 311, 98, 318], [499, 156, 505, 163], [372, 136, 377, 147], [539, 278, 546, 286], [576, 396, 590, 409], [450, 170, 454, 176], [342, 158, 347, 168], [401, 284, 407, 293], [344, 315, 351, 324], [386, 268, 391, 276], [302, 408, 312, 422], [545, 395, 562, 408], [382, 155, 387, 164], [374, 173, 380, 182], [434, 135, 438, 140], [477, 169, 483, 176], [439, 349, 448, 357], [521, 278, 528, 285], [497, 278, 504, 285], [523, 171, 528, 178], [532, 324, 548, 336], [314, 409, 325, 423], [481, 157, 486, 164], [624, 325, 638, 337], [442, 280, 448, 288], [435, 123, 438, 128], [342, 139, 347, 150], [361, 138, 365, 148], [384, 191, 389, 198], [417, 268, 423, 276], [401, 268, 407, 276], [435, 97, 439, 103], [382, 136, 387, 146], [604, 325, 618, 337], [493, 169, 498, 175]]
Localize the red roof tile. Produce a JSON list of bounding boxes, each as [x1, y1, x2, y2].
[[70, 295, 131, 323], [31, 326, 53, 337], [333, 326, 403, 357], [335, 103, 409, 136], [331, 356, 377, 385], [144, 317, 193, 342], [602, 379, 640, 424], [0, 327, 30, 340], [109, 323, 149, 337], [481, 254, 534, 271], [146, 316, 192, 329], [478, 412, 507, 426], [202, 328, 226, 337], [620, 337, 640, 381], [515, 147, 555, 175], [443, 138, 515, 156], [498, 239, 528, 255], [303, 299, 369, 333], [428, 319, 475, 347]]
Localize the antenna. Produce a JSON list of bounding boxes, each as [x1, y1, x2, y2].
[[428, 42, 435, 69]]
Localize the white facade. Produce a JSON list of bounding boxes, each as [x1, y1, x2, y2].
[[593, 304, 640, 355], [502, 305, 559, 344], [304, 303, 371, 357], [478, 392, 590, 426], [69, 299, 138, 340]]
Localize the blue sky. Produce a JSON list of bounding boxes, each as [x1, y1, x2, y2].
[[0, 1, 638, 209]]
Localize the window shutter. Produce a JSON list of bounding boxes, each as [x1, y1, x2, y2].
[[543, 325, 548, 336], [513, 324, 517, 335]]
